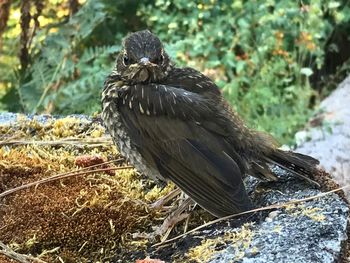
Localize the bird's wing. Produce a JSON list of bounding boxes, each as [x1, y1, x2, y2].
[[116, 83, 253, 217]]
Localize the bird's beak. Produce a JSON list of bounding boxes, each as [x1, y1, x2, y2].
[[139, 57, 150, 66], [134, 57, 151, 82]]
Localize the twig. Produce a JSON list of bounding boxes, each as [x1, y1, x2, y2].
[[0, 241, 47, 263], [0, 159, 132, 198], [153, 184, 350, 247], [0, 137, 113, 147]]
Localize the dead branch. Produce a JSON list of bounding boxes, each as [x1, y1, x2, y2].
[[0, 137, 113, 147]]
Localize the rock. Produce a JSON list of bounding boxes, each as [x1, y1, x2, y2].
[[142, 169, 349, 263], [296, 76, 350, 199]]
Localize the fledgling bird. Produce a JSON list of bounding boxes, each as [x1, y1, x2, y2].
[[102, 30, 319, 217]]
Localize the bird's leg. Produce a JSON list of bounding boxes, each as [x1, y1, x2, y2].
[[183, 203, 198, 233], [150, 187, 197, 241], [150, 187, 182, 210], [157, 196, 195, 242]]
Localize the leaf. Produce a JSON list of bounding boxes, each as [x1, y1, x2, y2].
[[300, 68, 313, 77], [236, 61, 246, 74], [328, 2, 340, 9]]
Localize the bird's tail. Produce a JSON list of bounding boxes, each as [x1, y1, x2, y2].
[[251, 131, 320, 185], [264, 149, 320, 185]]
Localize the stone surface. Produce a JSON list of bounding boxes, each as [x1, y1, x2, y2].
[[143, 170, 349, 263], [0, 112, 19, 125], [295, 76, 350, 198], [0, 113, 90, 125]]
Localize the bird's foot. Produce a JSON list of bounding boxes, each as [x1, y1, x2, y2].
[[154, 197, 195, 242], [150, 188, 182, 210]]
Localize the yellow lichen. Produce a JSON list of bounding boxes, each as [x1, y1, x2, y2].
[[273, 225, 282, 233], [286, 204, 325, 222], [187, 223, 255, 262], [300, 207, 326, 221]]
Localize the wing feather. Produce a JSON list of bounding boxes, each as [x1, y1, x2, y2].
[[117, 83, 253, 217]]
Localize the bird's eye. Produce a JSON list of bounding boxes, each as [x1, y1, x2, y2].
[[123, 54, 129, 66]]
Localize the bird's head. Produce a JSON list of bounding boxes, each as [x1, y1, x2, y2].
[[115, 30, 172, 84]]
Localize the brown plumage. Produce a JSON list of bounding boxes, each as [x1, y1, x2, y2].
[[101, 30, 319, 217]]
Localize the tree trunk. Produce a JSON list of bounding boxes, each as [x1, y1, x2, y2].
[[0, 0, 12, 49], [19, 0, 31, 71]]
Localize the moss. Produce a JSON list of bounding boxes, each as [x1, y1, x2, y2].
[[0, 116, 173, 262], [144, 183, 176, 203], [0, 255, 13, 263]]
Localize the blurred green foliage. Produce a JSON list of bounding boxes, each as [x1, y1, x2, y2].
[[0, 0, 349, 144]]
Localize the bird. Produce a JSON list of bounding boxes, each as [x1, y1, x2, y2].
[[101, 30, 319, 218]]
